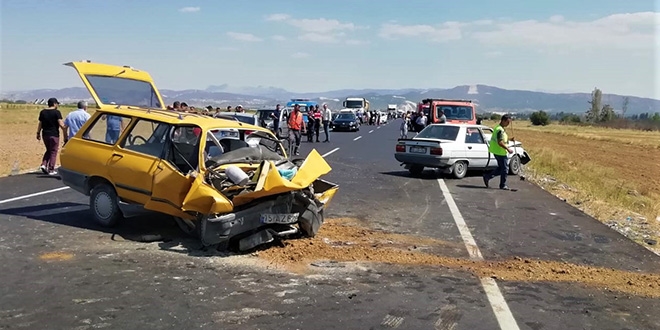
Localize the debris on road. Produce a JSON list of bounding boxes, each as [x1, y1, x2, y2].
[[258, 218, 660, 299]]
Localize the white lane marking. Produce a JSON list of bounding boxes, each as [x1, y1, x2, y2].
[[381, 314, 404, 328], [369, 130, 374, 133], [322, 148, 340, 157], [377, 126, 381, 129], [437, 179, 520, 330], [353, 136, 362, 141], [0, 186, 70, 205]]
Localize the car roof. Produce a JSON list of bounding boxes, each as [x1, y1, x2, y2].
[[96, 107, 268, 131], [427, 123, 491, 129]]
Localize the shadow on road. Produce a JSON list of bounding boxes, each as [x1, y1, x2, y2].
[[0, 201, 247, 258]]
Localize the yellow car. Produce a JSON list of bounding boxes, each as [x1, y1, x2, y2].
[[58, 61, 339, 251]]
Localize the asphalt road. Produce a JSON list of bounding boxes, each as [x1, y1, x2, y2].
[[1, 120, 659, 330]]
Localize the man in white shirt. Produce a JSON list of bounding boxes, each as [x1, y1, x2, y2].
[[63, 101, 91, 141], [321, 103, 332, 142], [415, 112, 427, 131]]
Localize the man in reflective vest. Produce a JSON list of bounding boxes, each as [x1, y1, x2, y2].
[[287, 104, 306, 156], [483, 114, 514, 190]]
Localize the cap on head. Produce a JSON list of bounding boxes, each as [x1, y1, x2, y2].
[[47, 97, 59, 107]]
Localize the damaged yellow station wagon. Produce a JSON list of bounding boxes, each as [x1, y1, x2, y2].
[[58, 61, 339, 251]]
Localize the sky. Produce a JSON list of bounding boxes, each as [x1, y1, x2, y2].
[[1, 0, 658, 99]]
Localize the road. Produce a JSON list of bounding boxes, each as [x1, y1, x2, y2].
[[1, 120, 659, 330]]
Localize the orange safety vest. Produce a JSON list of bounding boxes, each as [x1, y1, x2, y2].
[[289, 111, 303, 130]]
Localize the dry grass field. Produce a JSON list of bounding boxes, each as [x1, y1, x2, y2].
[[483, 119, 660, 253]]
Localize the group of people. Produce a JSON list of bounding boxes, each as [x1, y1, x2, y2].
[[36, 98, 92, 175], [284, 103, 333, 155]]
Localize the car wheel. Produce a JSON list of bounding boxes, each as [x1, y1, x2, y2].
[[409, 165, 423, 176], [452, 161, 468, 179], [509, 155, 520, 175], [90, 183, 122, 227], [174, 216, 200, 238]]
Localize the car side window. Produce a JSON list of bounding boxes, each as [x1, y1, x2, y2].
[[120, 119, 170, 158], [82, 113, 132, 145], [465, 127, 484, 144], [166, 125, 202, 173]]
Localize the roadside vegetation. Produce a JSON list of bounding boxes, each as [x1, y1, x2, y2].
[[481, 87, 660, 253]]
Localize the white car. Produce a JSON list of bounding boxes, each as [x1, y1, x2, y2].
[[394, 123, 529, 179]]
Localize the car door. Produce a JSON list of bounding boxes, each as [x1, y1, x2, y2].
[[143, 125, 200, 218], [464, 126, 489, 168], [480, 127, 498, 169], [109, 118, 169, 205]]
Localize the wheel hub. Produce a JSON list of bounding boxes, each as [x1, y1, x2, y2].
[[94, 192, 113, 219]]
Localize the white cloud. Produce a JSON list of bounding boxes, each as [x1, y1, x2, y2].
[[378, 22, 463, 42], [272, 35, 287, 41], [269, 16, 362, 44], [178, 7, 200, 13], [265, 13, 290, 21], [471, 12, 659, 50], [291, 52, 310, 58], [226, 32, 263, 42]]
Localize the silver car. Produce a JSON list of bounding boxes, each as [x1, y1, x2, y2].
[[394, 123, 529, 179]]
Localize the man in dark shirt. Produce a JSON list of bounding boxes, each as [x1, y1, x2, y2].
[[37, 98, 66, 175]]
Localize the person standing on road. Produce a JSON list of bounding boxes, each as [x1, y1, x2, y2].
[[483, 114, 515, 190], [270, 104, 281, 137], [102, 114, 125, 144], [36, 97, 66, 175], [287, 104, 306, 156], [321, 103, 332, 142], [312, 105, 322, 142], [400, 114, 410, 139], [63, 101, 91, 141]]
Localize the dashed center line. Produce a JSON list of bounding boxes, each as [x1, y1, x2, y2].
[[368, 130, 374, 133], [436, 178, 520, 330], [321, 148, 340, 157], [353, 136, 362, 141]]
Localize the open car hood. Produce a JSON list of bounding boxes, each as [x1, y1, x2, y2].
[[64, 61, 166, 110], [180, 149, 338, 215]]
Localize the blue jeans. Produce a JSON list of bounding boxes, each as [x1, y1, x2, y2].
[[106, 129, 120, 144], [485, 154, 509, 188]]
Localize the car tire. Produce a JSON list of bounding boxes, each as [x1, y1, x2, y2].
[[409, 165, 423, 176], [174, 216, 200, 238], [452, 161, 468, 179], [90, 183, 122, 227], [509, 155, 520, 175]]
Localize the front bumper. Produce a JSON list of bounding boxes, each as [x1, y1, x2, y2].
[[199, 189, 327, 251], [332, 122, 358, 130]]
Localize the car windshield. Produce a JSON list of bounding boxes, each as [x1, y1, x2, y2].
[[416, 125, 460, 141], [345, 100, 363, 108], [257, 110, 276, 121], [435, 105, 474, 120], [336, 113, 355, 120], [85, 75, 162, 108], [219, 115, 257, 125]]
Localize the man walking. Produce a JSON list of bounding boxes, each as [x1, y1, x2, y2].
[[321, 103, 332, 142], [37, 97, 66, 175], [483, 114, 514, 190], [270, 104, 281, 137], [287, 104, 306, 156], [63, 100, 91, 141]]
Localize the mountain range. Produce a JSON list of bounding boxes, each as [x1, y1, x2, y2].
[[2, 84, 658, 115]]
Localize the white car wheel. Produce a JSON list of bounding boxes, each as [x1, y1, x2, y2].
[[452, 161, 468, 179], [509, 155, 521, 175]]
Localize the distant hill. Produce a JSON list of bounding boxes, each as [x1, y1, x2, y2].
[[2, 84, 658, 115]]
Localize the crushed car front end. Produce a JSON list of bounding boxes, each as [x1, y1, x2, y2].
[[184, 129, 339, 251]]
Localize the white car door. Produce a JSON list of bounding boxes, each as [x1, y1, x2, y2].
[[464, 126, 490, 168], [480, 127, 499, 169]]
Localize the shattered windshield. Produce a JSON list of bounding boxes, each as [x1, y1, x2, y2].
[[86, 75, 162, 108], [204, 130, 284, 167]]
